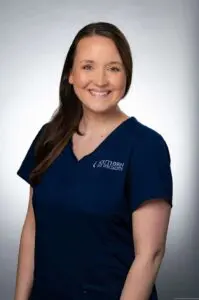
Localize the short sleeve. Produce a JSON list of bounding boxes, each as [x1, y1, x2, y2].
[[17, 124, 46, 186], [126, 133, 173, 212]]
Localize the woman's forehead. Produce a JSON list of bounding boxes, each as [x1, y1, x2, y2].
[[74, 36, 122, 62]]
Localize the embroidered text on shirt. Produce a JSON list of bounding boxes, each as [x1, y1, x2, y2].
[[93, 160, 124, 171]]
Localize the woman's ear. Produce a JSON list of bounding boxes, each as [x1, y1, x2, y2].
[[68, 71, 74, 84]]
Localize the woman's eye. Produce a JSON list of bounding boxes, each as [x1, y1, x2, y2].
[[82, 65, 92, 70], [109, 66, 121, 72]]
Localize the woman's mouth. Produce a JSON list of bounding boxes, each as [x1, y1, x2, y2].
[[88, 89, 111, 97]]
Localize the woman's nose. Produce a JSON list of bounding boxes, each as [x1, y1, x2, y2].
[[93, 69, 108, 86]]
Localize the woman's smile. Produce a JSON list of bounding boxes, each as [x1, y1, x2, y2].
[[88, 89, 112, 97]]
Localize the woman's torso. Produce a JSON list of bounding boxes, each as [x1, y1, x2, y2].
[[30, 116, 158, 300]]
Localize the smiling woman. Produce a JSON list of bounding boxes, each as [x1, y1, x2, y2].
[[15, 22, 173, 300], [68, 35, 127, 112]]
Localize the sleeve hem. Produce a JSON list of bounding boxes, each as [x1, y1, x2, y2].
[[17, 169, 32, 186], [131, 196, 173, 213]]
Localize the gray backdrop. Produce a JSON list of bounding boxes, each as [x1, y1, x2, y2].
[[0, 1, 198, 299]]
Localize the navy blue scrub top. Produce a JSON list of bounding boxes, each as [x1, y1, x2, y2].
[[17, 116, 173, 300]]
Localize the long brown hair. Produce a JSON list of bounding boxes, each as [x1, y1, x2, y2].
[[30, 21, 133, 185]]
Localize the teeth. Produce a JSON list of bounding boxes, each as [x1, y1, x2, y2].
[[89, 90, 110, 96]]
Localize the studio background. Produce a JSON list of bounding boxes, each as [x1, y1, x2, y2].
[[0, 1, 198, 299]]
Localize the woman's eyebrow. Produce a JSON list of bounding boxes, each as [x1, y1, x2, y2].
[[108, 61, 123, 65], [80, 60, 122, 65], [80, 60, 94, 63]]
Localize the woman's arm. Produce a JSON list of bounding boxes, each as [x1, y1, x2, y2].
[[14, 187, 35, 300], [120, 199, 171, 300]]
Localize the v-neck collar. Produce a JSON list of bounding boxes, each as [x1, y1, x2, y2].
[[69, 116, 135, 164]]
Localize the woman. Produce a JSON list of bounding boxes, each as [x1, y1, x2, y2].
[[15, 22, 173, 300]]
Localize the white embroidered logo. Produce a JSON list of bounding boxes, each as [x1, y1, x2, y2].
[[93, 160, 124, 171]]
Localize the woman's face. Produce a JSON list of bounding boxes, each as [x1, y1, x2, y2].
[[69, 35, 126, 113]]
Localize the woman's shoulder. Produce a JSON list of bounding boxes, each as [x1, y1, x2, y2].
[[130, 116, 166, 146], [128, 117, 170, 160]]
